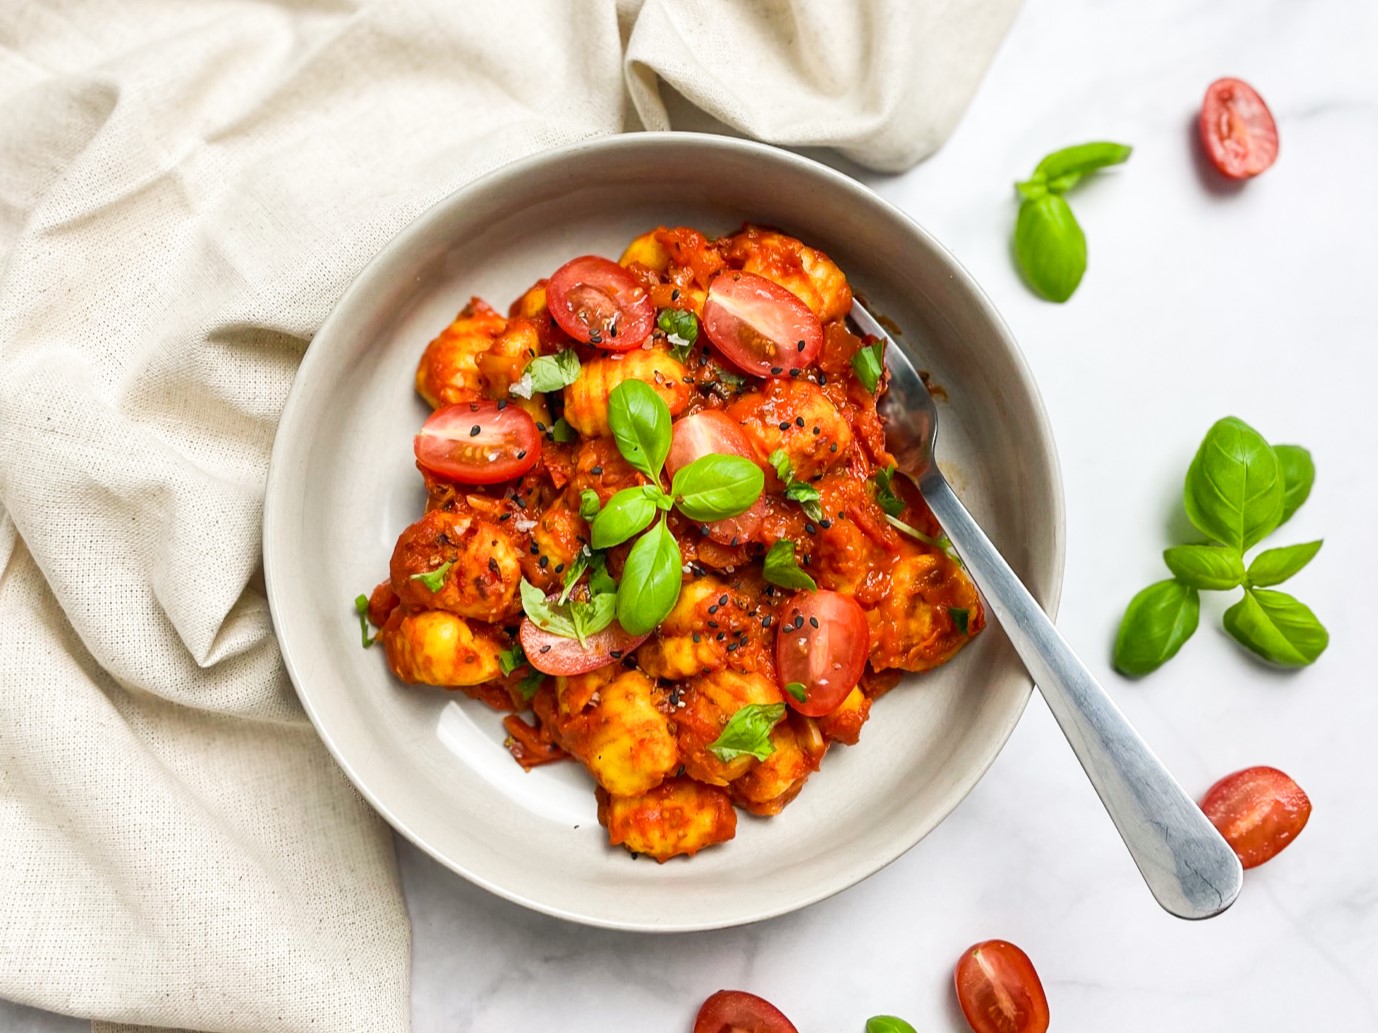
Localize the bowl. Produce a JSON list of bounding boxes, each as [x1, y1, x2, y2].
[[263, 132, 1065, 931]]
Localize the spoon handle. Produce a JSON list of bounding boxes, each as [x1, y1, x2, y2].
[[919, 473, 1243, 919]]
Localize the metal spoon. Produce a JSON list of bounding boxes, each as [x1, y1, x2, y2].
[[852, 300, 1243, 920]]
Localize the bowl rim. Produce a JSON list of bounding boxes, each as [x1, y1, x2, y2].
[[263, 130, 1066, 931]]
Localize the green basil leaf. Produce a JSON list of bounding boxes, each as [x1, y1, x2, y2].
[[707, 702, 786, 763], [1162, 544, 1245, 590], [590, 487, 657, 549], [519, 578, 576, 638], [1273, 444, 1315, 524], [866, 1018, 918, 1033], [578, 488, 602, 521], [559, 547, 591, 604], [949, 606, 970, 636], [408, 559, 453, 593], [550, 417, 577, 443], [524, 349, 581, 393], [615, 519, 683, 635], [1246, 540, 1322, 588], [851, 341, 884, 393], [784, 480, 822, 521], [1113, 579, 1200, 677], [1032, 141, 1132, 191], [1183, 416, 1284, 552], [588, 551, 618, 596], [517, 668, 545, 700], [498, 642, 527, 676], [657, 308, 698, 363], [608, 379, 671, 480], [872, 465, 905, 517], [783, 681, 807, 703], [671, 454, 765, 522], [569, 591, 617, 646], [767, 448, 793, 484], [353, 594, 376, 648], [763, 539, 817, 591], [1223, 588, 1329, 667], [1015, 193, 1087, 303]]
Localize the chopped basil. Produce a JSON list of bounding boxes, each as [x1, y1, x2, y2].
[[873, 464, 905, 517], [524, 350, 581, 393], [762, 539, 817, 591], [353, 594, 376, 648], [408, 559, 453, 593], [851, 341, 884, 393], [708, 702, 787, 762], [783, 681, 807, 704]]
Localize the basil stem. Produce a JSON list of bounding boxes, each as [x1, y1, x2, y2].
[[353, 594, 375, 648]]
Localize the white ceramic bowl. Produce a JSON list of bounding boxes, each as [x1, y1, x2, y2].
[[264, 133, 1064, 931]]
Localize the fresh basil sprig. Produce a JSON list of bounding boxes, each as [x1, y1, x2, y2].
[[866, 1018, 918, 1033], [519, 578, 615, 647], [707, 702, 786, 762], [768, 449, 822, 521], [1013, 141, 1131, 303], [763, 539, 817, 591], [1114, 418, 1327, 675], [657, 307, 698, 363]]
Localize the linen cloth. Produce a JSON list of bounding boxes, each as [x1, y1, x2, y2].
[[0, 1, 1019, 1030]]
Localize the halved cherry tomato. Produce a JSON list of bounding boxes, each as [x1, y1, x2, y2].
[[693, 990, 798, 1033], [519, 616, 650, 677], [775, 589, 869, 717], [413, 401, 540, 485], [701, 271, 822, 378], [954, 940, 1050, 1033], [1199, 77, 1279, 180], [667, 411, 766, 545], [1200, 765, 1311, 869], [546, 255, 654, 350]]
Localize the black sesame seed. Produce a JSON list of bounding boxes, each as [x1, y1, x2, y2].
[[715, 632, 725, 641], [778, 421, 791, 431], [554, 563, 565, 574], [529, 544, 540, 555], [514, 496, 526, 508], [829, 443, 838, 453], [794, 615, 805, 629], [591, 465, 603, 476], [805, 523, 816, 535], [797, 340, 805, 350], [820, 518, 832, 529], [469, 425, 481, 437], [608, 324, 618, 338], [671, 289, 680, 301], [707, 620, 719, 629], [809, 616, 820, 628], [819, 373, 828, 386], [516, 449, 527, 459], [718, 595, 728, 606], [795, 417, 805, 427], [610, 650, 623, 660], [726, 642, 740, 653], [536, 422, 547, 432], [488, 558, 499, 572], [538, 555, 549, 569], [770, 366, 783, 375], [708, 605, 718, 615], [692, 633, 701, 643], [589, 332, 602, 344], [539, 645, 552, 654], [499, 513, 512, 522], [762, 615, 773, 628], [497, 399, 508, 410], [812, 426, 820, 436]]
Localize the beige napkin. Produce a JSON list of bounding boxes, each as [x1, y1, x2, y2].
[[0, 1, 1018, 1030]]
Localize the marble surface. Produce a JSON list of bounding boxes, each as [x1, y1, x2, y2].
[[6, 0, 1377, 1029]]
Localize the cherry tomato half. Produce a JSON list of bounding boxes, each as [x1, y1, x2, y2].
[[519, 612, 650, 677], [775, 589, 869, 717], [1200, 765, 1311, 869], [702, 271, 823, 378], [693, 990, 798, 1033], [954, 940, 1050, 1033], [1199, 77, 1279, 180], [667, 411, 767, 545], [546, 255, 654, 350], [413, 401, 540, 485]]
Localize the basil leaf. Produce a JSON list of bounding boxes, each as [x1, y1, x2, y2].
[[578, 488, 602, 521], [1162, 544, 1245, 590], [590, 487, 657, 549], [524, 350, 581, 393], [866, 1018, 918, 1033], [517, 668, 545, 701], [1274, 444, 1315, 524], [559, 547, 591, 604], [767, 448, 793, 483], [1223, 588, 1329, 667], [353, 594, 376, 648], [550, 417, 577, 443], [498, 642, 527, 676], [1183, 416, 1284, 553], [707, 702, 786, 763], [852, 341, 884, 393], [608, 379, 671, 480], [643, 483, 675, 511], [1015, 193, 1087, 303], [763, 539, 817, 591], [569, 591, 617, 646], [1031, 141, 1132, 192], [657, 308, 698, 363], [408, 559, 453, 593], [949, 607, 970, 636], [671, 454, 765, 522], [519, 578, 576, 638], [783, 681, 807, 704], [873, 465, 905, 517], [784, 481, 822, 521], [1247, 540, 1322, 588], [615, 518, 683, 635], [588, 551, 618, 596], [1113, 579, 1200, 677]]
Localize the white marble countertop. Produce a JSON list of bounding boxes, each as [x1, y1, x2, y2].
[[6, 0, 1376, 1029]]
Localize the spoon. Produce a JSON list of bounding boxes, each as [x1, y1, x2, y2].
[[852, 300, 1243, 920]]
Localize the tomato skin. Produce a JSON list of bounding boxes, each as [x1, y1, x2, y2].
[[1200, 766, 1311, 869], [702, 271, 823, 378], [693, 990, 798, 1033], [1199, 77, 1279, 180], [413, 401, 540, 485], [667, 411, 766, 545], [546, 255, 655, 350], [774, 589, 869, 717], [954, 940, 1049, 1033], [519, 617, 650, 677]]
